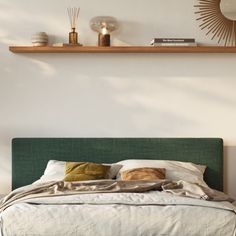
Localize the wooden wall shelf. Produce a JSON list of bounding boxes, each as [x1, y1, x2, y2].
[[9, 46, 236, 53]]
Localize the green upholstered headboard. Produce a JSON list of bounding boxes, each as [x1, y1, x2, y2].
[[12, 138, 223, 191]]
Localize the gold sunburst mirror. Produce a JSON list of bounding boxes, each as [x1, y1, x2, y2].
[[195, 0, 236, 46]]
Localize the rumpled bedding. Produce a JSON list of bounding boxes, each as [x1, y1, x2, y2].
[[0, 180, 236, 236]]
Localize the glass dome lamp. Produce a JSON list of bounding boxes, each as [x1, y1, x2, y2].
[[90, 16, 118, 47]]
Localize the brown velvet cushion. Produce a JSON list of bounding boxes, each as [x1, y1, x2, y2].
[[121, 167, 166, 181]]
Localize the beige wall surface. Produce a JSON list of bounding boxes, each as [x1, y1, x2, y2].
[[0, 0, 236, 198]]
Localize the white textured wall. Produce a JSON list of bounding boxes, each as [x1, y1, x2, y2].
[[0, 0, 236, 198]]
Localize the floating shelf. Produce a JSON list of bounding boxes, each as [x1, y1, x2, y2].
[[9, 46, 236, 53]]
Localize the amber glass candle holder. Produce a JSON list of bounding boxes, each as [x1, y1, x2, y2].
[[98, 33, 110, 47]]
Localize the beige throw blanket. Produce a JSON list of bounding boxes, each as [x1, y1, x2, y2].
[[0, 180, 232, 213]]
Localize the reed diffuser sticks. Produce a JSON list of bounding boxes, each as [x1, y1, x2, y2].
[[67, 7, 80, 45], [67, 7, 80, 30]]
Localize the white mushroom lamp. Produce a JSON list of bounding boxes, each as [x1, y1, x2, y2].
[[90, 16, 118, 47]]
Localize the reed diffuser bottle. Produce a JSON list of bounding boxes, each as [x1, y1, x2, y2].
[[67, 7, 81, 45], [69, 28, 78, 44]]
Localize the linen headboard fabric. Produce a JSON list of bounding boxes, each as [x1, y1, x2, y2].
[[12, 138, 223, 191]]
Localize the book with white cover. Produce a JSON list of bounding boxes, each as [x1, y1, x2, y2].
[[152, 42, 197, 47]]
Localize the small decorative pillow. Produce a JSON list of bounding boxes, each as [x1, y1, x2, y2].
[[121, 167, 166, 181], [64, 162, 111, 182]]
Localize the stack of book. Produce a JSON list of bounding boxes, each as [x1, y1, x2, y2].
[[52, 43, 83, 47], [150, 38, 197, 47]]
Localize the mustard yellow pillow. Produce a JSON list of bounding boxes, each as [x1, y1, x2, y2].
[[121, 167, 166, 181], [64, 162, 111, 182]]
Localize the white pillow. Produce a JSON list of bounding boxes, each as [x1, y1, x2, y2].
[[33, 160, 122, 185], [116, 159, 207, 186]]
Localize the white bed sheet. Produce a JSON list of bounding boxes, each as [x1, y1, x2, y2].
[[1, 190, 236, 236]]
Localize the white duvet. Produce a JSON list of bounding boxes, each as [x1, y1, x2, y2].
[[1, 190, 236, 236]]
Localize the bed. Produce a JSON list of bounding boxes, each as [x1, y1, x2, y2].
[[0, 138, 235, 236]]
